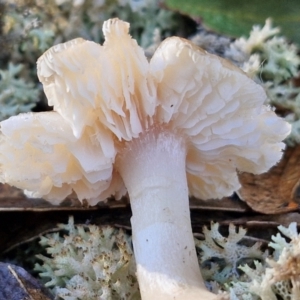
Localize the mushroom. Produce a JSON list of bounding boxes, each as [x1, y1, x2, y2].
[[0, 18, 291, 300]]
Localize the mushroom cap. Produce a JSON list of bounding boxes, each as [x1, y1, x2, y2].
[[0, 18, 291, 203], [149, 37, 290, 198], [0, 112, 124, 205], [37, 19, 156, 141]]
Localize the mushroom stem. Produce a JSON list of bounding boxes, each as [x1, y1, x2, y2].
[[117, 126, 216, 300]]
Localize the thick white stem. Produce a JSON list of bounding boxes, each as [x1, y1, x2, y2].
[[117, 127, 216, 300]]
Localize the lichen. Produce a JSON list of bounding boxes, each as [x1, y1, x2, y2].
[[259, 222, 300, 299], [2, 0, 178, 62], [0, 63, 39, 121], [35, 216, 140, 300], [35, 218, 300, 300], [197, 222, 300, 300], [231, 223, 300, 300], [196, 222, 268, 288]]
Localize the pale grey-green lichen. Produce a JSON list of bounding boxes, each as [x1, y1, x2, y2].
[[35, 216, 140, 300], [197, 222, 300, 300], [196, 222, 268, 290], [0, 63, 39, 121], [225, 19, 300, 83], [35, 218, 300, 300], [2, 0, 178, 61]]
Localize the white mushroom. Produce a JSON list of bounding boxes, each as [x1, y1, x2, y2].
[[0, 111, 123, 204], [0, 18, 290, 300]]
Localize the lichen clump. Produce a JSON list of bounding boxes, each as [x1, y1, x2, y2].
[[35, 218, 300, 300], [242, 223, 300, 300], [197, 222, 267, 286], [35, 216, 140, 300], [197, 222, 300, 300], [0, 63, 39, 121]]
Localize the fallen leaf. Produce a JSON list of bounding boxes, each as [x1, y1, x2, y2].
[[238, 146, 300, 214], [165, 0, 300, 44]]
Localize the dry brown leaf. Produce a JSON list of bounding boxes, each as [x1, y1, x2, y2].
[[238, 146, 300, 214]]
